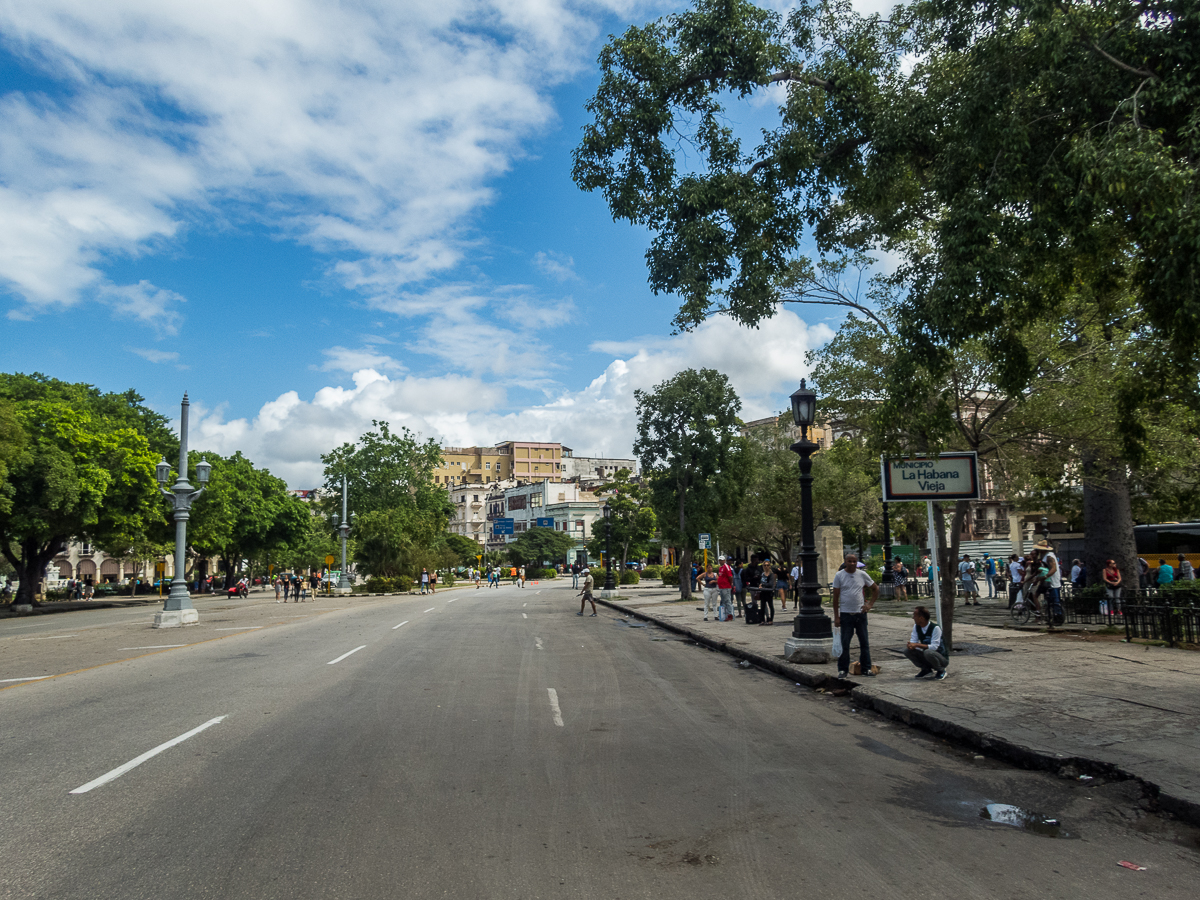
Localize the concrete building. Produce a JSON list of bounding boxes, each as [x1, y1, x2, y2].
[[449, 480, 514, 550], [434, 441, 565, 487], [485, 480, 601, 561], [560, 447, 639, 484]]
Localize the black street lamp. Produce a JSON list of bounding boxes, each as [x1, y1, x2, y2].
[[784, 380, 834, 663], [880, 499, 894, 598], [602, 505, 616, 592]]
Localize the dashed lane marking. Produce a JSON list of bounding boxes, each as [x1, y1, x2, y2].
[[392, 621, 409, 630], [69, 716, 227, 794], [547, 688, 564, 727], [0, 676, 52, 683], [117, 645, 187, 651], [327, 645, 367, 665]]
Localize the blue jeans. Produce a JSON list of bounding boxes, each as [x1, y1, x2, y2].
[[572, 573, 579, 588], [838, 612, 872, 673], [1047, 586, 1062, 618]]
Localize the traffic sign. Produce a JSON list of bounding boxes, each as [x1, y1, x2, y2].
[[325, 555, 335, 567], [493, 518, 514, 535], [268, 564, 274, 573], [155, 561, 165, 573], [698, 533, 711, 550], [535, 517, 554, 528]]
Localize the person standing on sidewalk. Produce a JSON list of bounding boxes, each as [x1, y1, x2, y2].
[[420, 568, 430, 594], [1102, 559, 1122, 615], [577, 567, 597, 616], [758, 561, 777, 625], [1178, 554, 1195, 581], [717, 556, 734, 621], [1007, 554, 1024, 608], [701, 563, 719, 620], [732, 560, 747, 619], [983, 554, 996, 599], [832, 554, 877, 678], [959, 554, 979, 605], [905, 606, 948, 679]]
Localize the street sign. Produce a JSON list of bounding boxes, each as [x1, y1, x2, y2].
[[535, 517, 554, 528], [493, 518, 514, 535], [268, 564, 274, 573], [155, 561, 165, 573], [325, 555, 335, 567], [698, 533, 711, 550], [881, 453, 980, 501]]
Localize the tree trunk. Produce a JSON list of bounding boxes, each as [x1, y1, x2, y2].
[[10, 537, 66, 607], [931, 501, 969, 650], [678, 547, 693, 599], [1082, 454, 1137, 597]]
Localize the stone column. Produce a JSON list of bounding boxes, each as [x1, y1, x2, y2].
[[815, 524, 844, 591]]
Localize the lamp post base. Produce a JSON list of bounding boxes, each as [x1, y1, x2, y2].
[[784, 636, 831, 664], [599, 589, 620, 599], [336, 576, 354, 594], [153, 608, 199, 628]]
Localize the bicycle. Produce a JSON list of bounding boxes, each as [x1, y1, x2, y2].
[[1010, 585, 1041, 625]]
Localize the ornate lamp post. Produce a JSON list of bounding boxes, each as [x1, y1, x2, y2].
[[784, 380, 834, 663], [153, 393, 211, 628], [602, 504, 617, 594], [331, 475, 355, 593], [879, 498, 895, 599]]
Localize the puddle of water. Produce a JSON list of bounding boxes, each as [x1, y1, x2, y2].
[[980, 803, 1072, 838], [614, 620, 648, 628]]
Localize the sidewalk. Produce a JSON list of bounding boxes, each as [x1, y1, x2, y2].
[[600, 586, 1200, 825]]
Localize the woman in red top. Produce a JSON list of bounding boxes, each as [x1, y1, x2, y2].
[[1102, 559, 1122, 615]]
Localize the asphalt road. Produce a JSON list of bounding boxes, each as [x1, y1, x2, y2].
[[2, 581, 1197, 899]]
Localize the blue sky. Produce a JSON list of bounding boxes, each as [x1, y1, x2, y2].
[[0, 1, 859, 486]]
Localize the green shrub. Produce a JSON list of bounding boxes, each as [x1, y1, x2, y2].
[[531, 568, 557, 579], [620, 570, 640, 585], [661, 565, 680, 586], [440, 572, 455, 587], [641, 565, 662, 581], [365, 576, 394, 593], [393, 576, 412, 593]]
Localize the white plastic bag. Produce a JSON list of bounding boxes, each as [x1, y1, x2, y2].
[[831, 625, 843, 658]]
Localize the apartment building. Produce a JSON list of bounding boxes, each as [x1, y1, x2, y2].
[[560, 447, 639, 484], [484, 480, 600, 556], [433, 441, 565, 487], [448, 480, 514, 549]]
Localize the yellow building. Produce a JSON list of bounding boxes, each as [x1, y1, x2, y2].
[[432, 441, 564, 487]]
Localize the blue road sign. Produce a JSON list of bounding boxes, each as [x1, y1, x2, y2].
[[493, 518, 514, 535], [535, 517, 554, 528]]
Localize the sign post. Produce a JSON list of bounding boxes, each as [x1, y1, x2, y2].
[[699, 533, 711, 569], [881, 454, 980, 628]]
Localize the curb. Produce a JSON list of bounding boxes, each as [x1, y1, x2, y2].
[[597, 597, 1200, 827]]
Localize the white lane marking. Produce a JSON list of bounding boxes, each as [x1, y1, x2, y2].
[[424, 607, 436, 613], [392, 620, 409, 630], [522, 613, 528, 619], [117, 645, 186, 651], [535, 638, 543, 650], [447, 599, 456, 603], [19, 634, 78, 640], [536, 590, 541, 594], [547, 688, 564, 727], [215, 626, 264, 631], [327, 645, 367, 665], [0, 676, 52, 683], [523, 602, 527, 607], [69, 716, 227, 794]]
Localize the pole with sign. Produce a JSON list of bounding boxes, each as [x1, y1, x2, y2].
[[699, 533, 711, 570], [881, 453, 980, 629]]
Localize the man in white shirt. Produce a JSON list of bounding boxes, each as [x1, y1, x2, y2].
[[832, 554, 878, 679], [1007, 554, 1024, 608], [958, 554, 979, 605], [905, 606, 948, 679], [1035, 540, 1062, 622]]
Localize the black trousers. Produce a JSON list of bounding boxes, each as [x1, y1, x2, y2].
[[759, 590, 774, 622]]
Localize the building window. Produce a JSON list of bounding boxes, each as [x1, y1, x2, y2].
[[485, 462, 491, 470]]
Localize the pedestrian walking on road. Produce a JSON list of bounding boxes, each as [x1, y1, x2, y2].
[[833, 554, 877, 679], [274, 577, 282, 602], [518, 566, 526, 588], [474, 569, 481, 589], [571, 563, 580, 589], [1033, 540, 1063, 622], [577, 567, 597, 616], [905, 606, 948, 679], [701, 564, 718, 620]]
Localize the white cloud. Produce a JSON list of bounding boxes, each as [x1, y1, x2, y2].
[[318, 345, 406, 374], [126, 346, 180, 364], [533, 250, 577, 282], [0, 0, 635, 319], [188, 310, 834, 486]]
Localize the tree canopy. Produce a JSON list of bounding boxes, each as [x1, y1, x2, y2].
[[634, 368, 747, 597], [588, 468, 657, 570]]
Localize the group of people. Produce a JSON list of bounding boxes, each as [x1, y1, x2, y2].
[[273, 571, 319, 602], [1002, 540, 1064, 621], [1137, 555, 1196, 588]]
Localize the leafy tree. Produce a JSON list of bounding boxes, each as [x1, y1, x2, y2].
[[0, 374, 163, 606], [588, 468, 657, 571], [321, 421, 452, 580], [506, 527, 576, 569], [715, 415, 803, 560], [633, 368, 747, 598], [444, 532, 484, 566], [188, 451, 310, 586]]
